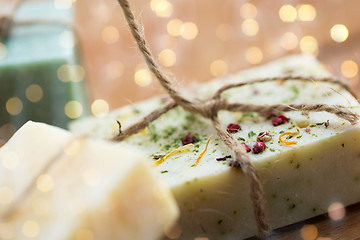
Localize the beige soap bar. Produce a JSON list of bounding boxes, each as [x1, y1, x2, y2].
[[0, 121, 179, 240], [70, 55, 360, 239]]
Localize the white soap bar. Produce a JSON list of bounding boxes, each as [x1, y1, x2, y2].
[[0, 121, 178, 240], [70, 55, 360, 239]]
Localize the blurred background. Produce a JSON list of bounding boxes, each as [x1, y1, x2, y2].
[[1, 0, 360, 143], [75, 0, 360, 110]]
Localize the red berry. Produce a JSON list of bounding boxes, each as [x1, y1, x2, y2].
[[252, 142, 266, 154], [272, 115, 289, 126], [242, 143, 251, 152], [227, 123, 241, 133], [182, 134, 196, 145]]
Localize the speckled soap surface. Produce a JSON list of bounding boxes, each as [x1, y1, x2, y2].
[[0, 1, 88, 138], [70, 55, 360, 239]]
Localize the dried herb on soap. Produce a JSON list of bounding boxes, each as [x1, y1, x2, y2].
[[194, 136, 212, 166], [216, 155, 232, 161], [279, 129, 300, 145]]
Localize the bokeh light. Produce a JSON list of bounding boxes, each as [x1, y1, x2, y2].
[[159, 49, 177, 67], [181, 22, 198, 40], [330, 24, 349, 43], [22, 220, 40, 238], [36, 174, 55, 192], [210, 59, 228, 77], [300, 36, 318, 55], [57, 65, 85, 83], [300, 224, 318, 240], [279, 5, 297, 22], [328, 202, 346, 221], [240, 3, 257, 19], [245, 47, 263, 64], [101, 26, 120, 44], [280, 32, 298, 50], [54, 0, 72, 9], [241, 19, 259, 36], [26, 84, 43, 103], [64, 101, 83, 119], [134, 69, 152, 87], [91, 99, 110, 117], [154, 0, 173, 18], [6, 97, 23, 116], [297, 4, 316, 21], [341, 60, 358, 78], [167, 19, 183, 37]]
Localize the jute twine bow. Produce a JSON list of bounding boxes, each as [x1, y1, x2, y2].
[[115, 0, 359, 238], [0, 0, 74, 42]]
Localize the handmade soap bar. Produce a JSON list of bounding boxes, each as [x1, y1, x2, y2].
[[0, 1, 89, 141], [0, 121, 178, 240], [70, 55, 360, 239]]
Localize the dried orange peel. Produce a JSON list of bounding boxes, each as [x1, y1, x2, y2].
[[194, 135, 212, 166], [279, 128, 300, 145], [154, 144, 194, 167]]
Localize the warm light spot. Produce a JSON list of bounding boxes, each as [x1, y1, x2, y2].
[[155, 0, 173, 18], [341, 60, 358, 78], [279, 5, 297, 22], [64, 138, 83, 156], [300, 224, 318, 240], [245, 47, 263, 64], [134, 69, 152, 87], [31, 198, 50, 216], [106, 61, 124, 79], [59, 30, 76, 49], [101, 26, 120, 44], [167, 19, 183, 36], [164, 223, 182, 239], [241, 19, 259, 36], [22, 221, 40, 238], [181, 22, 198, 40], [91, 99, 110, 117], [159, 49, 176, 67], [216, 24, 233, 41], [54, 0, 72, 9], [6, 97, 23, 115], [26, 84, 43, 103], [0, 222, 14, 239], [330, 24, 349, 43], [0, 187, 13, 205], [328, 202, 346, 221], [151, 0, 162, 11], [210, 59, 228, 77], [297, 4, 316, 21], [280, 32, 298, 50], [64, 101, 83, 119], [0, 43, 7, 60], [76, 229, 94, 240], [83, 168, 101, 187], [240, 3, 257, 19], [36, 174, 54, 192], [300, 36, 318, 55], [1, 151, 19, 169]]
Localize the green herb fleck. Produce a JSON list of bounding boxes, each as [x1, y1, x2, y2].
[[269, 148, 275, 152], [161, 170, 169, 174], [342, 143, 345, 148], [316, 122, 325, 125], [237, 137, 246, 142], [296, 135, 302, 139], [248, 131, 256, 138], [218, 220, 223, 225], [279, 130, 285, 134]]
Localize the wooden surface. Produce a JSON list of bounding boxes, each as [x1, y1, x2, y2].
[[247, 203, 360, 240]]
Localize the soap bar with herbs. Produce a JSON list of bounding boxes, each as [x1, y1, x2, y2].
[[0, 1, 89, 141], [70, 55, 360, 239], [0, 121, 178, 240]]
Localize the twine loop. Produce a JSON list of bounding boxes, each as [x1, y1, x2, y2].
[[115, 0, 359, 238]]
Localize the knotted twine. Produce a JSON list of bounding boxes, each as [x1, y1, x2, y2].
[[0, 0, 74, 42], [115, 0, 359, 238]]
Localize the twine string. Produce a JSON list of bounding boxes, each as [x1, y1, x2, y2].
[[115, 0, 359, 237]]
